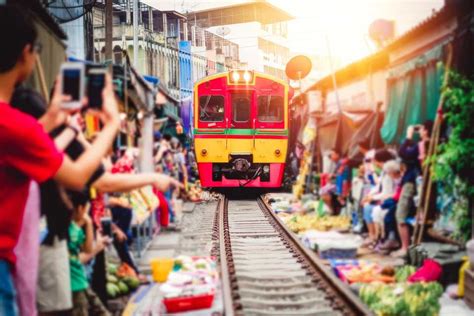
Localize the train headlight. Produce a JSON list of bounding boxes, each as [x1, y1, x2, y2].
[[243, 71, 251, 82], [201, 149, 207, 156], [275, 149, 281, 157], [263, 165, 270, 173], [229, 70, 253, 83], [231, 71, 240, 82]]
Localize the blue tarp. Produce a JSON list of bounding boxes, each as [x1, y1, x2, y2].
[[144, 75, 159, 86]]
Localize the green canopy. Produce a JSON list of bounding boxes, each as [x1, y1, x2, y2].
[[380, 44, 446, 144]]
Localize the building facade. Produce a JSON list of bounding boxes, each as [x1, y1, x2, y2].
[[91, 0, 240, 99], [187, 1, 293, 80]]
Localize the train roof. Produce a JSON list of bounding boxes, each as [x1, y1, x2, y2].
[[193, 71, 289, 88]]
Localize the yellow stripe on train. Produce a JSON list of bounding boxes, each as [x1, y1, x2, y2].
[[195, 138, 288, 163]]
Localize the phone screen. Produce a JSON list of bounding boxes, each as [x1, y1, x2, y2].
[[63, 69, 81, 101], [88, 71, 105, 109], [101, 217, 112, 238]]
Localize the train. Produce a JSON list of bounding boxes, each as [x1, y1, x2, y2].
[[193, 70, 290, 188]]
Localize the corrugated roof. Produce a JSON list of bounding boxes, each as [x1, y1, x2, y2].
[[384, 4, 454, 51]]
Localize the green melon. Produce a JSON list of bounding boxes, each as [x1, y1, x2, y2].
[[106, 274, 119, 284], [118, 281, 129, 295], [123, 276, 140, 290], [106, 282, 119, 298], [107, 263, 118, 275]]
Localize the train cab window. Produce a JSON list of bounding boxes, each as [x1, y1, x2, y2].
[[257, 96, 284, 122], [231, 94, 251, 122], [199, 95, 225, 122]]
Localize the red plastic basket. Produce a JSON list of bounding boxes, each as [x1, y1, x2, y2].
[[163, 291, 215, 313]]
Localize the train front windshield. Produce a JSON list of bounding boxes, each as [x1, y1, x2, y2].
[[199, 95, 225, 122], [257, 95, 284, 122]]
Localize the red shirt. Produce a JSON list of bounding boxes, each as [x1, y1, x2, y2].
[[0, 102, 63, 265]]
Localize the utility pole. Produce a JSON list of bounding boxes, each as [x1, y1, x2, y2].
[[105, 0, 113, 61], [325, 35, 341, 113], [133, 0, 139, 67]]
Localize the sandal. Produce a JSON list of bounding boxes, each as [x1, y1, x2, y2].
[[361, 238, 375, 247], [368, 240, 379, 250]]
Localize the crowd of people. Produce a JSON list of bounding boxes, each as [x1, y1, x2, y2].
[[153, 132, 198, 225], [319, 120, 433, 259], [0, 5, 187, 316]]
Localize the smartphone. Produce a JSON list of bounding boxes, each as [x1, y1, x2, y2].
[[87, 68, 107, 109], [60, 62, 85, 109], [101, 217, 113, 238]]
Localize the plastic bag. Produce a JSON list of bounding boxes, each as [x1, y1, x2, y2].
[[408, 259, 442, 282]]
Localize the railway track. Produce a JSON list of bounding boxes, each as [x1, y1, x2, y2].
[[218, 195, 372, 316]]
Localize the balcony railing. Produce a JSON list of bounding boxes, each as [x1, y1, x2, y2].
[[94, 24, 165, 45]]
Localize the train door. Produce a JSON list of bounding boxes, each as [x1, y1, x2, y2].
[[230, 92, 253, 129]]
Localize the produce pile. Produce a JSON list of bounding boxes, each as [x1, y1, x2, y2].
[[270, 195, 329, 216], [338, 262, 395, 284], [336, 263, 418, 285], [186, 181, 203, 202], [106, 263, 140, 299], [359, 281, 444, 316], [280, 213, 351, 233], [395, 265, 417, 282]]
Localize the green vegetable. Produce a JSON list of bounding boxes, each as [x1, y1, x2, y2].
[[359, 282, 444, 315], [123, 276, 140, 290], [107, 274, 119, 284], [395, 265, 416, 282], [118, 281, 129, 295], [107, 263, 118, 275], [106, 283, 119, 298]]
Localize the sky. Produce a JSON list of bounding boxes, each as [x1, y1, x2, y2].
[[144, 0, 445, 66]]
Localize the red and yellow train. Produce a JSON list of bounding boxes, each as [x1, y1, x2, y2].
[[193, 70, 290, 188]]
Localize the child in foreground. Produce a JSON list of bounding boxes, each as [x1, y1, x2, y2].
[[69, 191, 112, 316]]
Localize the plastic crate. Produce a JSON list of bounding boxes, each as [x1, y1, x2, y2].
[[163, 291, 215, 313]]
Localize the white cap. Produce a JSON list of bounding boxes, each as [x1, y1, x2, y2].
[[383, 160, 400, 173]]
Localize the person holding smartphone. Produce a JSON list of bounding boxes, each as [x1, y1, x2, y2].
[[400, 121, 433, 168], [10, 93, 183, 313], [0, 6, 119, 314]]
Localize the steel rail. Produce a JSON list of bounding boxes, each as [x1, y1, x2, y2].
[[257, 196, 373, 316], [217, 194, 373, 315], [219, 197, 235, 316]]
